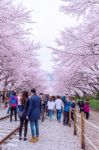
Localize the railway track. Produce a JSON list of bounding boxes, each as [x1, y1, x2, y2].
[[0, 115, 10, 121], [0, 116, 19, 148], [0, 127, 19, 145]]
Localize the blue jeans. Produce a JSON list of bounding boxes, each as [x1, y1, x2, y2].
[[7, 107, 11, 114], [57, 109, 62, 121], [48, 110, 53, 120], [30, 120, 39, 137]]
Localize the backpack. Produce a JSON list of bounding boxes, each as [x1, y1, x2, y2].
[[18, 105, 25, 118], [10, 96, 17, 106]]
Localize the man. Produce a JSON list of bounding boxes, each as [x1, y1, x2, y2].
[[63, 96, 71, 126], [39, 93, 46, 124], [55, 96, 63, 122], [28, 88, 41, 143]]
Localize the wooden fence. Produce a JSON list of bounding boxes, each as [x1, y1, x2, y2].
[[73, 107, 99, 150]]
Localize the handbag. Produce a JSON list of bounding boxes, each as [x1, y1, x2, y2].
[[18, 105, 25, 118]]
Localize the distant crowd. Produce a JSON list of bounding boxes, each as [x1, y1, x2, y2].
[[0, 89, 90, 143]]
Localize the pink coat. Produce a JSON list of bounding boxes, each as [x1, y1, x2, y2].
[[84, 103, 90, 112]]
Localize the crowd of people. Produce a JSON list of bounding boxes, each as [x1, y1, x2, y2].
[[0, 89, 90, 143]]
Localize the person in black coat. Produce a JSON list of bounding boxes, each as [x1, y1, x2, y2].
[[71, 99, 76, 121], [19, 91, 29, 141], [78, 100, 85, 113], [28, 88, 41, 143], [39, 93, 46, 124]]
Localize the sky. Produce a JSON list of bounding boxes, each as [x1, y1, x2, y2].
[[18, 0, 79, 72]]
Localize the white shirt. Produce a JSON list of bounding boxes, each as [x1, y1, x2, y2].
[[55, 99, 63, 110], [17, 96, 21, 105], [47, 101, 55, 110]]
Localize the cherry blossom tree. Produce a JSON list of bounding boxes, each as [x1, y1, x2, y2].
[[50, 0, 99, 96], [0, 0, 46, 93]]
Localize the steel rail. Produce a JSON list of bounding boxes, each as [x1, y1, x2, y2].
[[0, 115, 10, 121], [0, 127, 19, 145]]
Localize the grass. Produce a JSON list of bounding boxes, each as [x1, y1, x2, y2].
[[90, 99, 99, 111], [76, 98, 99, 111]]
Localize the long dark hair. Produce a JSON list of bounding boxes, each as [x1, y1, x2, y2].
[[21, 91, 28, 106]]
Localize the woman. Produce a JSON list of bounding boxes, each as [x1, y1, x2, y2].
[[84, 99, 90, 119], [9, 92, 18, 121], [18, 91, 29, 141], [17, 93, 22, 108]]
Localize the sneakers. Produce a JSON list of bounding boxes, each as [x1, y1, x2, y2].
[[63, 124, 66, 126], [23, 137, 27, 141], [29, 137, 36, 143], [19, 137, 27, 141], [29, 137, 39, 143], [19, 137, 22, 140], [35, 137, 39, 141]]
